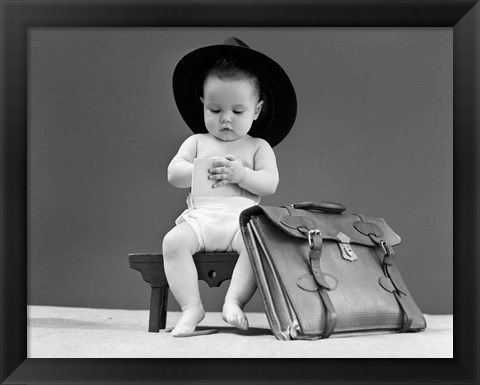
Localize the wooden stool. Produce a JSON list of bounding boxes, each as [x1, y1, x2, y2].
[[128, 252, 239, 332]]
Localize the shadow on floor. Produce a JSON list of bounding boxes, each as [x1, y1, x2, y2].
[[28, 318, 272, 336]]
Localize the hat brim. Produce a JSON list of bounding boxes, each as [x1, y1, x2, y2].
[[172, 43, 297, 147]]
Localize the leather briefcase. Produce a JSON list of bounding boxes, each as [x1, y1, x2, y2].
[[239, 201, 427, 340]]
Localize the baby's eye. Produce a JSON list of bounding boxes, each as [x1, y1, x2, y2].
[[233, 111, 244, 114], [209, 109, 220, 113]]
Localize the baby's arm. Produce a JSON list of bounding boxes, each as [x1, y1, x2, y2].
[[167, 135, 198, 188], [239, 140, 279, 195], [209, 139, 279, 196]]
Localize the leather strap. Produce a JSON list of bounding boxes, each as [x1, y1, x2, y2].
[[308, 241, 330, 289], [318, 288, 337, 338], [378, 240, 414, 332], [284, 205, 338, 338], [355, 214, 415, 333], [380, 242, 406, 295], [393, 291, 414, 332], [308, 229, 338, 337]]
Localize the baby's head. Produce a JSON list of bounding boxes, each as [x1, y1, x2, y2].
[[204, 57, 264, 102], [200, 58, 265, 142], [173, 37, 297, 146]]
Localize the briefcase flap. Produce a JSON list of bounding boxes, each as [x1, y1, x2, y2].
[[240, 205, 401, 247]]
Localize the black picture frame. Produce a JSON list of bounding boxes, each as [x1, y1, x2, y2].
[[1, 1, 478, 384]]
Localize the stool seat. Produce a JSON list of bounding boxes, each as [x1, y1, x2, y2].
[[129, 252, 239, 332]]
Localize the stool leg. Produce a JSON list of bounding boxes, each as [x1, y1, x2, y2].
[[159, 286, 168, 330], [149, 286, 168, 332]]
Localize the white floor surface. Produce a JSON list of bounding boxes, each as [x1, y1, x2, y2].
[[27, 306, 453, 358]]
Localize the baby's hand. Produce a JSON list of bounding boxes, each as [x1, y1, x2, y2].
[[208, 155, 246, 188]]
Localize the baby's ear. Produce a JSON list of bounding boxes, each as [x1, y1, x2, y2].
[[200, 96, 204, 104], [254, 100, 264, 120]]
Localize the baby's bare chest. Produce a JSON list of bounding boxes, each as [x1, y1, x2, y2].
[[196, 137, 257, 169]]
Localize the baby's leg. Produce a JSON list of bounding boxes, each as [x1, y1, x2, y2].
[[163, 222, 204, 337], [222, 233, 257, 330]]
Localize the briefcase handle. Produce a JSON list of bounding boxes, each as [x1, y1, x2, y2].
[[292, 201, 346, 214]]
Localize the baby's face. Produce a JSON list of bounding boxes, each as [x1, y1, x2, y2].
[[201, 76, 263, 142]]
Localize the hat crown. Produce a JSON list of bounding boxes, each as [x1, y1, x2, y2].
[[223, 36, 250, 49]]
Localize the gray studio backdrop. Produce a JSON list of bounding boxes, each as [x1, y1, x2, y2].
[[28, 28, 452, 314]]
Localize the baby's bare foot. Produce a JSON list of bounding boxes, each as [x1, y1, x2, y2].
[[222, 300, 249, 331], [171, 303, 205, 337]]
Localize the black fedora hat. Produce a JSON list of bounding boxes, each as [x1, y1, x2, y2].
[[172, 37, 297, 147]]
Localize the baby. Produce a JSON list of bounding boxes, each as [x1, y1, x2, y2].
[[164, 37, 296, 337]]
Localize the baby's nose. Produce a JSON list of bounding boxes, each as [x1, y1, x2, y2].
[[221, 113, 232, 123]]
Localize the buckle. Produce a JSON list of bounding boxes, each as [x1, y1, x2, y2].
[[380, 240, 394, 265], [308, 229, 322, 248]]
